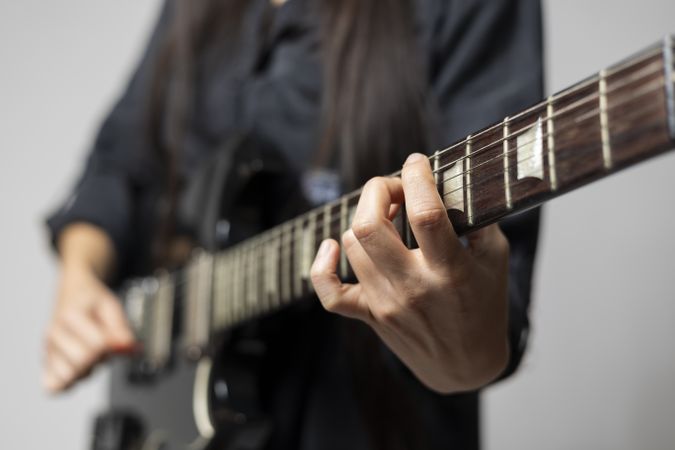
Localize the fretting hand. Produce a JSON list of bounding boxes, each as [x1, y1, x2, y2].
[[310, 153, 510, 393]]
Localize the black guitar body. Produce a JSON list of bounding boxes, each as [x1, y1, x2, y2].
[[98, 334, 269, 450], [91, 135, 311, 450]]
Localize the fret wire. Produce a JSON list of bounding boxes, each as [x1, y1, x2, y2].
[[340, 196, 348, 279], [465, 136, 474, 225], [293, 218, 303, 299], [547, 96, 558, 191], [599, 69, 613, 169], [502, 117, 512, 210]]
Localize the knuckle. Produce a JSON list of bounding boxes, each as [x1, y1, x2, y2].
[[351, 219, 380, 243], [408, 207, 447, 229], [363, 176, 385, 193]]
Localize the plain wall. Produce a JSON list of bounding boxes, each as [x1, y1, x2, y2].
[[0, 1, 674, 449]]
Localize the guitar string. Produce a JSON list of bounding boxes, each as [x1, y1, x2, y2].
[[432, 82, 668, 203], [229, 76, 669, 253], [158, 58, 671, 293], [197, 98, 669, 327], [225, 47, 667, 242], [166, 79, 671, 299], [264, 65, 671, 241], [404, 47, 665, 178], [139, 44, 674, 331], [433, 61, 665, 179], [208, 93, 668, 324]]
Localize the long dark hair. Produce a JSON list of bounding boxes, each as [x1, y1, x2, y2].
[[148, 0, 430, 447]]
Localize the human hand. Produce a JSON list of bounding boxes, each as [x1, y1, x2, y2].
[[43, 264, 135, 393], [310, 153, 510, 393]]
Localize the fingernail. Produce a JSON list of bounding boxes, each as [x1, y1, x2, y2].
[[404, 153, 426, 165], [317, 240, 331, 259]]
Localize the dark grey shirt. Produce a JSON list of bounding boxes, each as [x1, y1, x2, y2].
[[48, 1, 543, 448]]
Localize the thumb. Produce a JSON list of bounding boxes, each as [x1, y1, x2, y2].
[[95, 295, 135, 350]]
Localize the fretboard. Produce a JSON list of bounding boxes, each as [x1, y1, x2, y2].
[[139, 36, 675, 358]]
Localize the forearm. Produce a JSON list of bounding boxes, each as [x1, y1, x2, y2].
[[57, 222, 117, 281]]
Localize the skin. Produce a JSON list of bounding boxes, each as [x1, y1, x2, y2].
[[43, 223, 134, 393], [310, 153, 510, 393], [44, 153, 509, 395]]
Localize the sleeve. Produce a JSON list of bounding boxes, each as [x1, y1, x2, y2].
[[429, 0, 544, 378], [45, 1, 172, 268]]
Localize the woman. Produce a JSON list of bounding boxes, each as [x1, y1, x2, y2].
[[44, 0, 542, 448]]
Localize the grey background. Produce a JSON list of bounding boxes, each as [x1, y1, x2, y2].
[[1, 1, 674, 449]]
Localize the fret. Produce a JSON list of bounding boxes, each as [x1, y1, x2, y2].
[[547, 96, 558, 191], [507, 105, 553, 208], [468, 126, 509, 225], [232, 247, 243, 322], [184, 251, 213, 359], [433, 150, 440, 185], [223, 252, 234, 327], [212, 253, 227, 329], [503, 118, 512, 210], [605, 47, 672, 169], [322, 204, 331, 241], [552, 76, 605, 190], [246, 242, 257, 315], [465, 136, 474, 226], [436, 142, 469, 233], [293, 218, 304, 299], [148, 271, 174, 369], [226, 249, 236, 324], [440, 151, 465, 213], [663, 34, 675, 140], [302, 212, 317, 291], [265, 231, 280, 306], [241, 245, 249, 318], [516, 117, 545, 180], [599, 69, 613, 169], [280, 223, 292, 302], [255, 239, 264, 311], [339, 196, 348, 279]]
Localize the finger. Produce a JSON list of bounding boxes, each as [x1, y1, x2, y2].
[[466, 224, 509, 262], [46, 324, 96, 376], [351, 177, 411, 279], [401, 153, 464, 269], [95, 295, 135, 349], [44, 352, 76, 392], [61, 310, 107, 357], [311, 239, 368, 321]]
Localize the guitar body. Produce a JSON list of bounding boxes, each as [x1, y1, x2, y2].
[[99, 333, 271, 450], [91, 136, 307, 450]]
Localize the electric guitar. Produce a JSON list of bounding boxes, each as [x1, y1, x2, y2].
[[90, 36, 675, 450]]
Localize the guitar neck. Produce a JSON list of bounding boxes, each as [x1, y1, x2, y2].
[[140, 36, 675, 358]]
